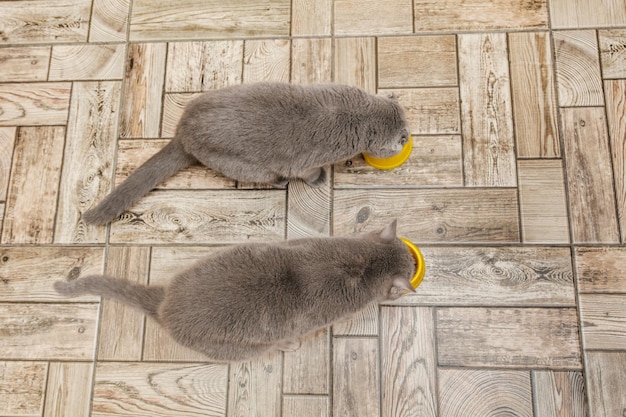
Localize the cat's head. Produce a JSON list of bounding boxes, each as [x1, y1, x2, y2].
[[363, 94, 411, 158]]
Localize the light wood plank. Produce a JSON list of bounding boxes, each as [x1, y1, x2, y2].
[[0, 46, 50, 82], [49, 44, 125, 80], [89, 0, 130, 42], [0, 0, 90, 44], [0, 246, 104, 302], [333, 189, 520, 243], [414, 0, 547, 31], [93, 362, 228, 417], [437, 308, 581, 368], [160, 92, 202, 138], [334, 135, 463, 188], [585, 352, 626, 417], [389, 246, 575, 307], [380, 307, 437, 417], [98, 246, 150, 361], [243, 39, 291, 83], [333, 303, 378, 336], [119, 43, 167, 138], [165, 41, 243, 92], [44, 362, 93, 417], [0, 303, 98, 360], [333, 338, 379, 417], [579, 294, 626, 349], [576, 247, 626, 293], [532, 371, 587, 417], [129, 0, 290, 41], [0, 361, 47, 417], [0, 126, 16, 201], [283, 328, 329, 395], [334, 37, 376, 93], [2, 126, 65, 244], [143, 322, 208, 362], [334, 0, 412, 36], [378, 88, 460, 134], [509, 32, 560, 158], [518, 159, 570, 243], [459, 33, 516, 186], [550, 0, 626, 29], [292, 0, 331, 36], [561, 107, 619, 243], [554, 31, 603, 107], [605, 79, 626, 242], [55, 81, 122, 244], [291, 38, 332, 84], [0, 82, 70, 126], [599, 29, 626, 79], [287, 179, 331, 238], [378, 36, 457, 88], [439, 369, 532, 417], [283, 396, 328, 417], [228, 351, 282, 417], [109, 189, 285, 244]]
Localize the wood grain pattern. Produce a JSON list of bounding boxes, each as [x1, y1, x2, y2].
[[89, 0, 130, 42], [414, 0, 547, 31], [439, 369, 532, 417], [599, 29, 626, 79], [517, 159, 570, 243], [509, 32, 560, 158], [109, 190, 285, 244], [243, 39, 291, 83], [550, 0, 626, 28], [380, 307, 437, 417], [283, 328, 329, 395], [334, 37, 376, 93], [283, 396, 328, 417], [49, 44, 125, 80], [0, 246, 104, 302], [333, 188, 520, 243], [291, 0, 331, 36], [55, 81, 121, 244], [459, 33, 516, 186], [93, 362, 228, 417], [576, 247, 626, 293], [119, 42, 166, 138], [0, 361, 47, 416], [44, 362, 93, 417], [2, 126, 65, 244], [165, 41, 243, 92], [0, 126, 16, 201], [390, 246, 575, 307], [334, 135, 463, 188], [0, 46, 50, 82], [437, 308, 581, 368], [160, 92, 202, 138], [561, 107, 619, 243], [378, 36, 457, 88], [579, 294, 626, 349], [287, 179, 331, 238], [605, 79, 626, 243], [554, 31, 603, 106], [333, 338, 379, 417], [129, 0, 291, 41], [532, 371, 587, 417], [333, 303, 378, 336], [0, 82, 70, 126], [97, 246, 150, 361], [585, 352, 626, 417], [291, 38, 332, 84], [228, 351, 282, 417], [0, 303, 98, 360], [334, 0, 412, 36], [142, 322, 208, 362]]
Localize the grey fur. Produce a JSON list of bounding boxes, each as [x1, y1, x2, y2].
[[54, 221, 415, 362], [83, 82, 410, 224]]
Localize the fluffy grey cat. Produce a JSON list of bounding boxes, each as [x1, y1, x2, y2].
[[83, 82, 410, 224], [54, 220, 415, 362]]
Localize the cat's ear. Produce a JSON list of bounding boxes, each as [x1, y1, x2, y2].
[[378, 219, 398, 242], [393, 276, 415, 293]]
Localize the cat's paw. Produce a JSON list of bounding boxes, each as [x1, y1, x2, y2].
[[304, 167, 327, 188]]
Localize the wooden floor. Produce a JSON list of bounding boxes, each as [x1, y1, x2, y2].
[[1, 0, 626, 416]]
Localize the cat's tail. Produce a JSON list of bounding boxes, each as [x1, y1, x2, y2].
[[54, 275, 165, 321], [82, 139, 197, 225]]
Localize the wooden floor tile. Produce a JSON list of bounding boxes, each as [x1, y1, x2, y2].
[[228, 351, 282, 417], [0, 361, 47, 417], [93, 362, 228, 417], [605, 79, 626, 242], [160, 92, 202, 138], [89, 0, 130, 42], [333, 37, 376, 93], [243, 39, 291, 83], [550, 0, 626, 29], [334, 0, 412, 36], [283, 396, 329, 417], [292, 0, 331, 36], [44, 362, 93, 417], [143, 321, 207, 362], [0, 82, 71, 126], [437, 308, 581, 368], [283, 328, 329, 395], [532, 371, 587, 417], [333, 303, 378, 337], [585, 352, 626, 417], [287, 174, 331, 239], [0, 46, 50, 82], [439, 369, 532, 417], [599, 30, 626, 79], [579, 293, 626, 350], [0, 126, 16, 201], [291, 38, 332, 84], [49, 44, 125, 81], [576, 247, 626, 293]]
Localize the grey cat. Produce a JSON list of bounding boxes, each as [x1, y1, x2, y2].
[[83, 82, 410, 224], [54, 220, 415, 362]]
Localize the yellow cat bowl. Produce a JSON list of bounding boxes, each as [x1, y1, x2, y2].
[[400, 237, 426, 289], [362, 135, 413, 170]]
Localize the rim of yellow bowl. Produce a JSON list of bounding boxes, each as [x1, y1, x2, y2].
[[362, 134, 413, 170], [400, 237, 426, 289]]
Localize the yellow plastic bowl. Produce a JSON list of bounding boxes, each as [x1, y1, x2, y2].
[[362, 135, 413, 170], [400, 237, 426, 289]]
